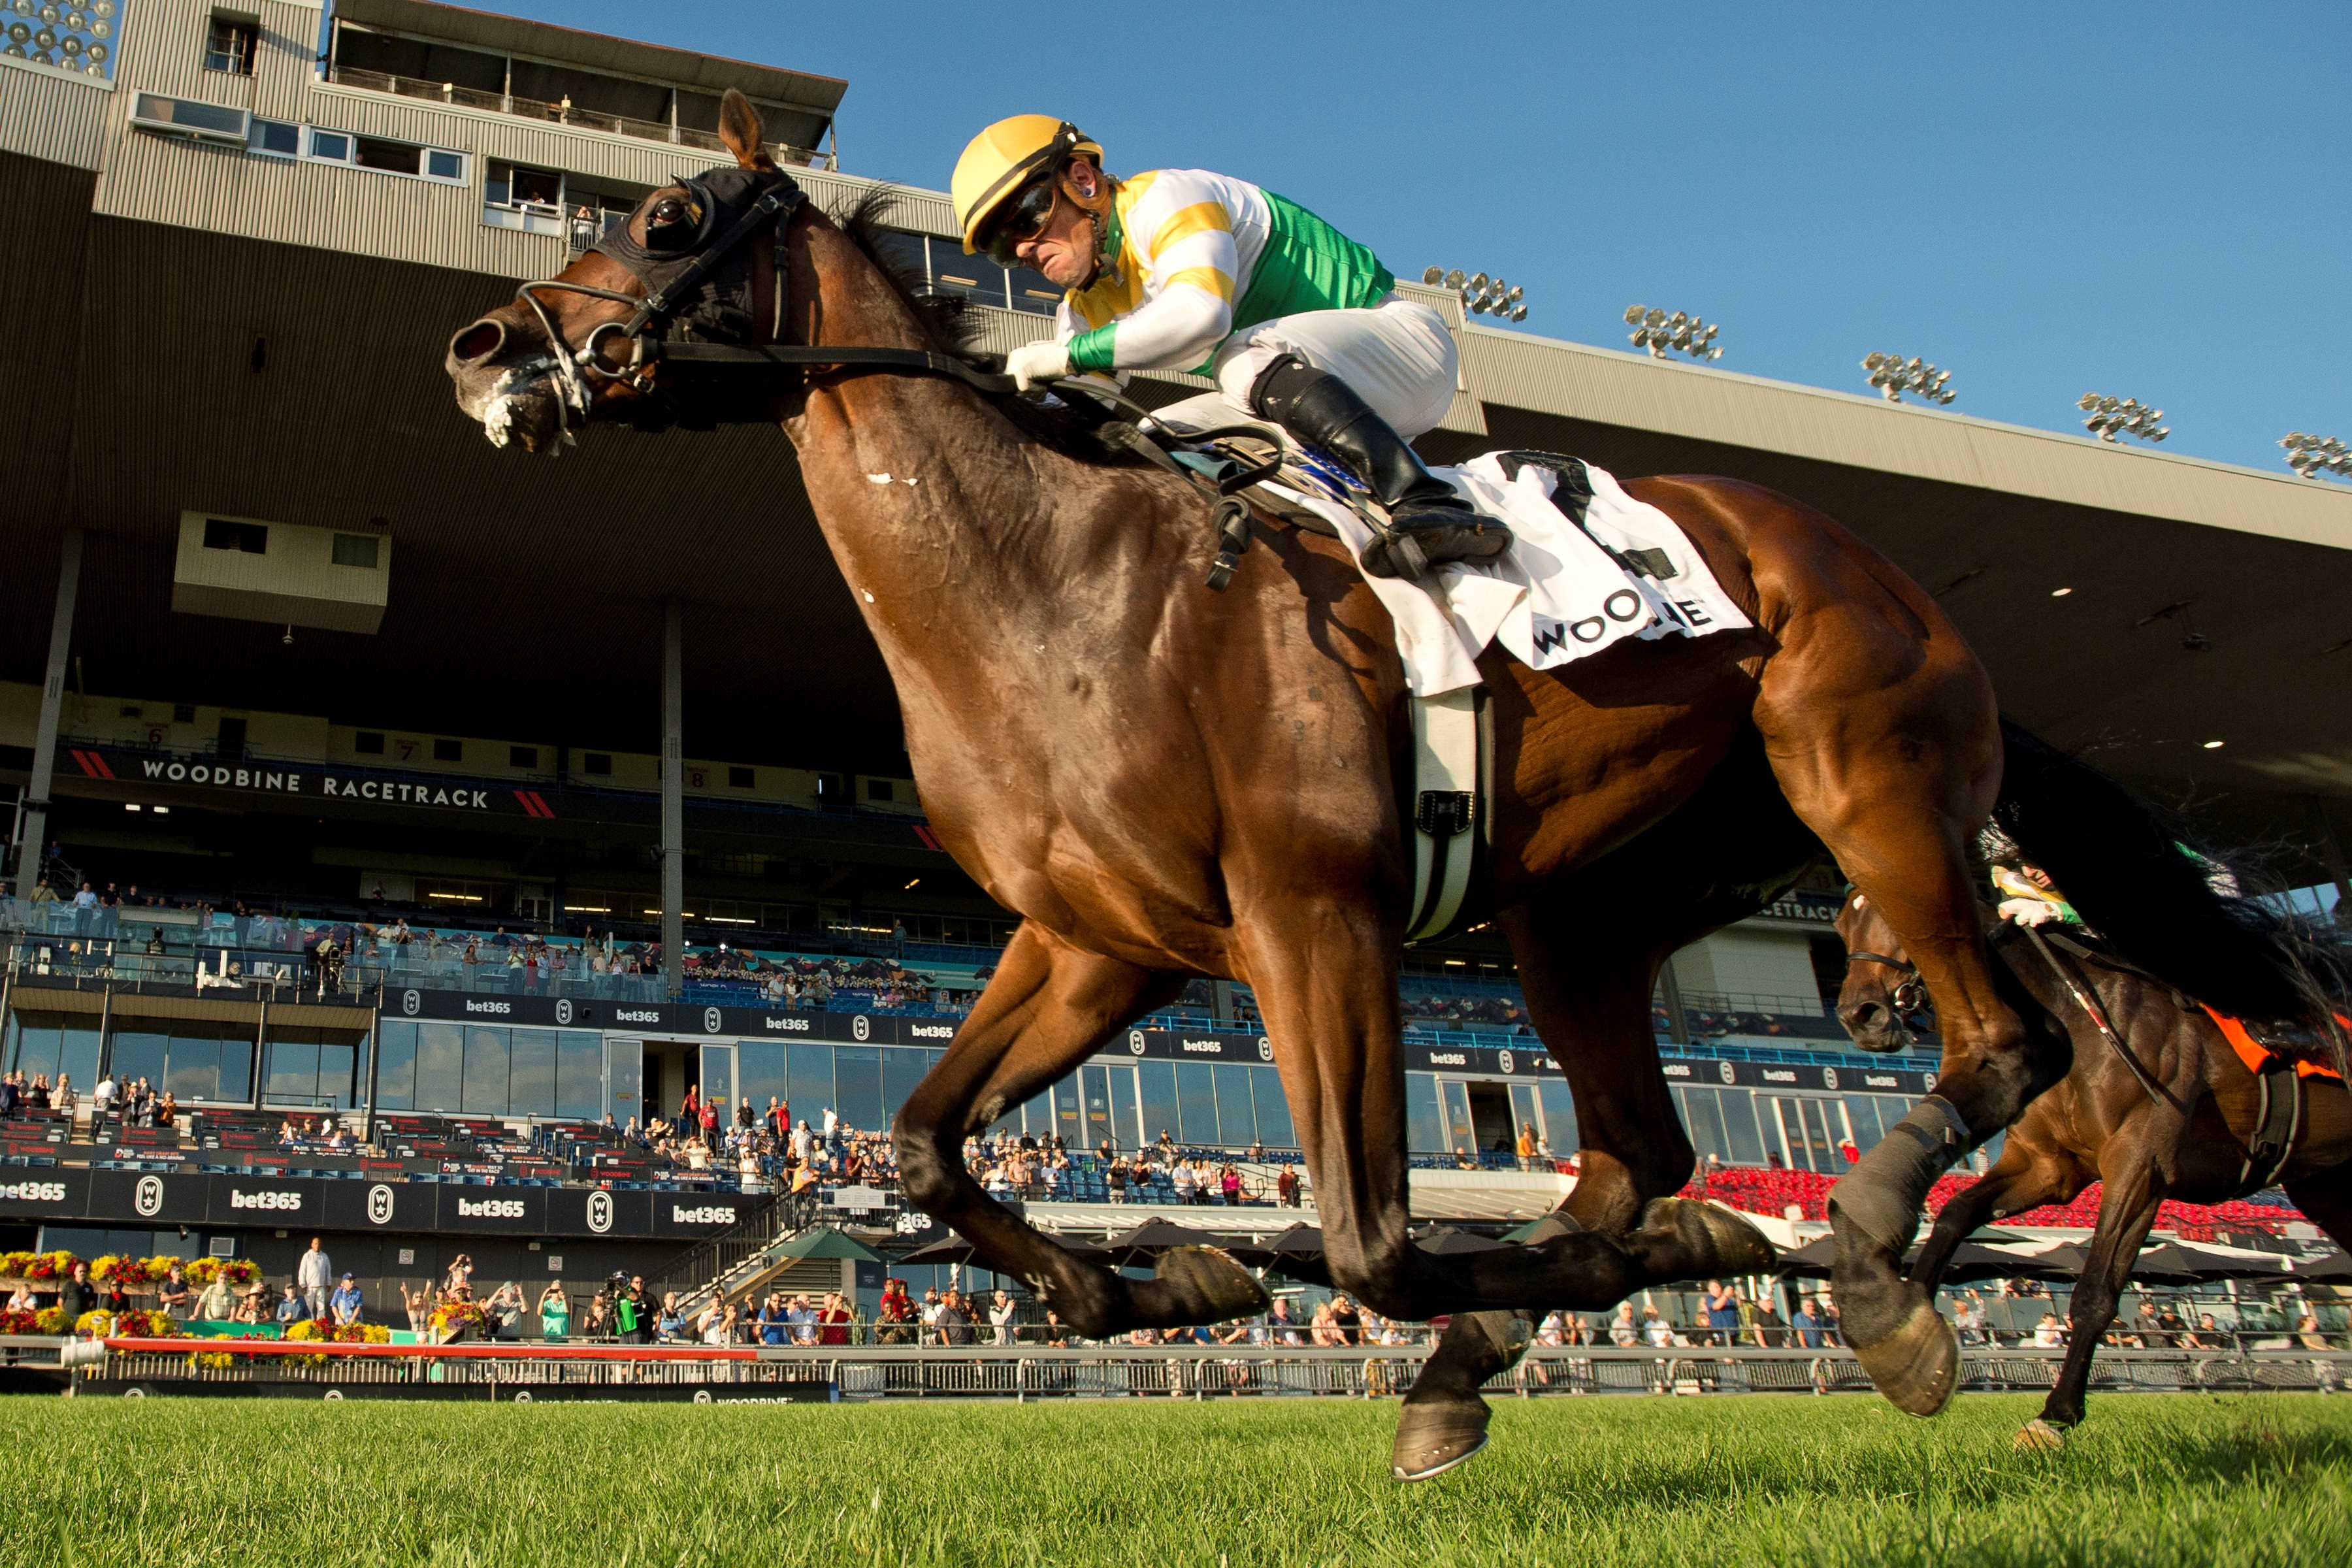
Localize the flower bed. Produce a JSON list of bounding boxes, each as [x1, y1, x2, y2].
[[73, 1309, 185, 1339], [0, 1251, 261, 1295]]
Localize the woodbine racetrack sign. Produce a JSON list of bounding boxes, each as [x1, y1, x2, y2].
[[66, 745, 540, 815]]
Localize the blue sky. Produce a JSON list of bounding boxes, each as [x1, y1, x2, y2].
[[479, 2, 2348, 477]]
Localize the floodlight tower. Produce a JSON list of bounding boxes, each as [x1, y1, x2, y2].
[[1423, 267, 1528, 322], [2281, 432, 2351, 481], [2078, 393, 2168, 444], [1622, 305, 1722, 361], [1860, 353, 1956, 405]]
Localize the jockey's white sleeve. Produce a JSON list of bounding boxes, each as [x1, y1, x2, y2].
[[1088, 222, 1239, 372]]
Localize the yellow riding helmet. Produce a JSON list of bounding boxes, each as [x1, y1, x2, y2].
[[952, 115, 1103, 255]]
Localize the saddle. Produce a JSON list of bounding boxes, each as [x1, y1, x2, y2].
[[1103, 414, 1665, 598], [2202, 1008, 2349, 1083]]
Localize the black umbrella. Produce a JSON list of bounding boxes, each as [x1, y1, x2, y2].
[[2177, 1243, 2289, 1281], [2023, 1243, 2090, 1278], [2124, 1243, 2208, 1287], [1246, 1222, 1335, 1283], [1222, 1222, 1323, 1269], [1101, 1217, 1240, 1268], [1776, 1235, 1839, 1278], [1413, 1226, 1511, 1257], [1902, 1241, 2045, 1284], [897, 1230, 1105, 1267], [2295, 1249, 2352, 1282]]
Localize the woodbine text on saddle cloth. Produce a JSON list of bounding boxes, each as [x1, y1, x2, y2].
[[1299, 454, 1754, 696]]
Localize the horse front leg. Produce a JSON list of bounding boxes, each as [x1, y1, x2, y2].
[[892, 921, 1262, 1337], [2019, 1126, 2174, 1448]]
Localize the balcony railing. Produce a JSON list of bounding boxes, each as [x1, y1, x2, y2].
[[325, 63, 830, 170]]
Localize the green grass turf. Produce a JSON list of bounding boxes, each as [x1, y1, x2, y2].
[[3, 1392, 2348, 1567]]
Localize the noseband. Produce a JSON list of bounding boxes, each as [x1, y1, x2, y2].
[[1845, 950, 1928, 1017], [510, 163, 1015, 434]]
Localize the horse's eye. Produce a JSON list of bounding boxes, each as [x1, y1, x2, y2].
[[651, 198, 687, 227]]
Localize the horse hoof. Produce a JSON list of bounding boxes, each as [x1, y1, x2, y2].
[[1392, 1401, 1490, 1482], [1852, 1299, 1959, 1418], [1152, 1246, 1269, 1323], [1637, 1197, 1779, 1280], [2014, 1418, 2067, 1452]]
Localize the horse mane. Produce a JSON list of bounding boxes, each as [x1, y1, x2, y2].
[[826, 188, 1145, 468]]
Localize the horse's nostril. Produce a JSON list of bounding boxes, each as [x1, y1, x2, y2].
[[451, 319, 505, 365], [1843, 1002, 1886, 1032]]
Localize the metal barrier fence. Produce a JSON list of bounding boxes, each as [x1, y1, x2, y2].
[[8, 1336, 2346, 1403]]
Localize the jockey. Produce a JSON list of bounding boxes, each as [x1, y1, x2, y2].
[[951, 116, 1511, 580]]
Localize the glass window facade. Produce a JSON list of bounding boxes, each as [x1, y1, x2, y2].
[[372, 1021, 602, 1118], [229, 1016, 1936, 1164], [3, 1011, 103, 1092], [1174, 1063, 1218, 1144], [1137, 1061, 1179, 1147], [259, 1027, 365, 1110], [1535, 1081, 1576, 1151], [1403, 1075, 1444, 1156], [106, 1020, 255, 1104]]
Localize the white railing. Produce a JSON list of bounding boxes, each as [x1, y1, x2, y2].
[[326, 65, 828, 170], [20, 1336, 2348, 1403]]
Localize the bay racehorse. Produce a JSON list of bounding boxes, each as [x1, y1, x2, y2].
[[436, 91, 2276, 1473], [1837, 887, 2351, 1446]]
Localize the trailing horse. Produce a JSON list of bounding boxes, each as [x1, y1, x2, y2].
[[1837, 862, 2352, 1446], [445, 91, 2057, 1475]]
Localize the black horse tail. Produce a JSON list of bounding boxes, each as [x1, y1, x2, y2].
[[1990, 721, 2342, 1054]]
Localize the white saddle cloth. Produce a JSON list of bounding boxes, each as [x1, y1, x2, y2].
[[1272, 453, 1754, 697]]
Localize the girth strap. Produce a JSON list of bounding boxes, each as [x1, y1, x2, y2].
[[1404, 687, 1488, 945], [2241, 1056, 2304, 1190]]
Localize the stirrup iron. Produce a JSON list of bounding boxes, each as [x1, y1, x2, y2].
[[1205, 497, 1254, 591]]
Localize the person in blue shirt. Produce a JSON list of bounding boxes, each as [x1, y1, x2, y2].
[[1702, 1280, 1742, 1346], [1791, 1296, 1827, 1350], [328, 1274, 365, 1326], [274, 1283, 306, 1325], [758, 1292, 790, 1347]]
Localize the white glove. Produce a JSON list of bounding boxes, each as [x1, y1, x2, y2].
[[1005, 338, 1071, 392]]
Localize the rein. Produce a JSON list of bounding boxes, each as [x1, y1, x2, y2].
[[2007, 921, 2191, 1118], [506, 157, 1314, 583]]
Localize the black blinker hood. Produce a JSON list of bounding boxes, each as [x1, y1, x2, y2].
[[587, 164, 805, 345]]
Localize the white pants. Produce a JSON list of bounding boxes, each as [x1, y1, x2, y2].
[[1151, 296, 1459, 441]]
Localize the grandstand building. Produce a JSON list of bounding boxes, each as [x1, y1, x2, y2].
[[0, 1, 2345, 1302]]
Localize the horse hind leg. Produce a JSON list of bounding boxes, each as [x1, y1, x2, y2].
[[1394, 911, 1774, 1480], [892, 922, 1260, 1337]]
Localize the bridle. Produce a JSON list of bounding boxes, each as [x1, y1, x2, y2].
[[1844, 948, 1928, 1017], [508, 162, 1016, 434]]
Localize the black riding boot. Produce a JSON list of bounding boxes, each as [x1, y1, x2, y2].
[[1250, 356, 1510, 580]]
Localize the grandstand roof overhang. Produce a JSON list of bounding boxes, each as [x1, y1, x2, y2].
[[1, 150, 2347, 875], [336, 0, 847, 131]]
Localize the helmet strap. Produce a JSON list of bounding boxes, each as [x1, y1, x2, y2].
[[1060, 166, 1113, 290]]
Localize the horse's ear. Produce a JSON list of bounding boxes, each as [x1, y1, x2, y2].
[[718, 89, 775, 171]]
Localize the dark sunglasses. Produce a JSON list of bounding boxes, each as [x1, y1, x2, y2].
[[980, 174, 1061, 268]]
